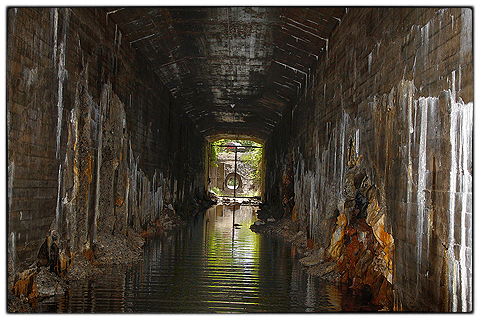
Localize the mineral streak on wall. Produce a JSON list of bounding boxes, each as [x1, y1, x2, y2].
[[7, 8, 208, 273], [263, 8, 472, 311]]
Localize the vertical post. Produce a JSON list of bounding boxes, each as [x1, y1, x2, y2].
[[232, 145, 237, 233], [234, 146, 237, 199]]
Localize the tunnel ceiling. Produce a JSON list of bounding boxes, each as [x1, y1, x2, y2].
[[104, 7, 345, 142]]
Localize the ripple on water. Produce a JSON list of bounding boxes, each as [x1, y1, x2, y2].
[[36, 204, 378, 313]]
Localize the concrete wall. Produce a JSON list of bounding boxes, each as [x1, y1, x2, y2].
[[7, 8, 208, 273], [263, 8, 472, 311]]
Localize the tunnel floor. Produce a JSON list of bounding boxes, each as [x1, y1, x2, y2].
[[35, 203, 379, 312]]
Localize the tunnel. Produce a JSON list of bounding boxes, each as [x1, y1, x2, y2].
[[6, 7, 473, 312]]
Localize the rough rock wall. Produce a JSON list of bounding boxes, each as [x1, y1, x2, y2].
[[7, 8, 208, 274], [263, 8, 472, 311]]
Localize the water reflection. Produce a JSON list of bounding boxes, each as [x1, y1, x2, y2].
[[36, 204, 377, 312]]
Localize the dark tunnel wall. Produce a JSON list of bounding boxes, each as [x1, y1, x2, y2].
[[263, 8, 472, 311], [7, 8, 208, 272]]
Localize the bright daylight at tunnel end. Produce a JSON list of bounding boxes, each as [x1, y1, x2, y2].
[[6, 7, 473, 313]]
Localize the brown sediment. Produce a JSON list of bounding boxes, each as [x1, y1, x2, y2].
[[12, 268, 38, 303]]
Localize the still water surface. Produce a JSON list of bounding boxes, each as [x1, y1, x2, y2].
[[36, 204, 376, 312]]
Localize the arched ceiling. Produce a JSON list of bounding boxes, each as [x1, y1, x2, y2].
[[104, 7, 345, 142]]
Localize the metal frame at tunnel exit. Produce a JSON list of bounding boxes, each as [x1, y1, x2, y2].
[[211, 144, 263, 199], [210, 144, 263, 236]]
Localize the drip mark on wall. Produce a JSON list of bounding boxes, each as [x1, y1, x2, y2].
[[55, 9, 70, 159], [416, 96, 432, 281], [447, 69, 473, 312], [8, 161, 15, 213]]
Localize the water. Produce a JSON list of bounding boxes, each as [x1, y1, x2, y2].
[[36, 203, 377, 312]]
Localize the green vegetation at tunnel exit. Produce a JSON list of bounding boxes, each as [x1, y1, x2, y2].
[[240, 145, 262, 186], [210, 187, 224, 196], [210, 139, 263, 185]]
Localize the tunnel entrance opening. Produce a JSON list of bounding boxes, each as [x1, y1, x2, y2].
[[208, 139, 263, 199]]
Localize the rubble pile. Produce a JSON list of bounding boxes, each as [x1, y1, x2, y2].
[[8, 198, 215, 312]]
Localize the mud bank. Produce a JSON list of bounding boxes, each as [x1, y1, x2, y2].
[[7, 203, 205, 313], [8, 228, 143, 312]]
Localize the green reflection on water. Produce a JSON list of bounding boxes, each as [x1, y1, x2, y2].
[[202, 204, 261, 305]]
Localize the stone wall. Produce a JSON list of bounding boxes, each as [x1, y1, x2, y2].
[[7, 8, 208, 273], [263, 8, 472, 311]]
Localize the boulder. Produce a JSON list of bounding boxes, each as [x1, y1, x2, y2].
[[35, 268, 67, 298]]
